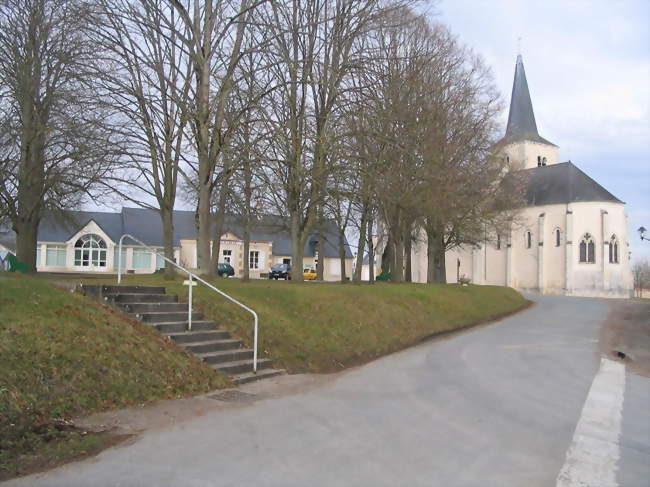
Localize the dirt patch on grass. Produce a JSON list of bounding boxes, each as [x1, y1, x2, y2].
[[600, 299, 650, 377], [0, 429, 132, 482]]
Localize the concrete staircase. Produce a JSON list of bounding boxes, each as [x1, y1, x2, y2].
[[82, 284, 285, 385]]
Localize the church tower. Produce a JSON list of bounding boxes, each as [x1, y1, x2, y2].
[[499, 55, 560, 169]]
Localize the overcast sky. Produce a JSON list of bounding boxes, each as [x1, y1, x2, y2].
[[432, 0, 650, 262]]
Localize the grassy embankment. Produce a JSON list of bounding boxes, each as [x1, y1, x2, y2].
[[98, 274, 529, 373], [0, 276, 229, 480], [0, 273, 527, 478]]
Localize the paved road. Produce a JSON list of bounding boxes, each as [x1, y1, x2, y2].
[[6, 295, 649, 487]]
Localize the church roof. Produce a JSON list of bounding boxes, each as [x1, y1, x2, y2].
[[501, 55, 557, 147], [524, 162, 623, 206]]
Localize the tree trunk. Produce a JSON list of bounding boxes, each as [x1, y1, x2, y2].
[[404, 226, 412, 283], [196, 181, 212, 274], [393, 234, 404, 283], [193, 0, 215, 276], [15, 123, 45, 272], [426, 222, 447, 283], [14, 219, 39, 272], [367, 216, 375, 283], [161, 207, 175, 279], [338, 228, 347, 283], [290, 213, 304, 282], [353, 206, 369, 283]]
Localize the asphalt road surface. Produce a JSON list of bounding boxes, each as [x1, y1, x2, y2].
[[5, 294, 649, 487]]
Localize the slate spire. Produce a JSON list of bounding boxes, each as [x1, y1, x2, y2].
[[506, 55, 538, 136]]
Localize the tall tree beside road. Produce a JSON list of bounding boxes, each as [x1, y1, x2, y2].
[[261, 0, 399, 281], [94, 0, 192, 278], [0, 0, 117, 271], [170, 0, 258, 275]]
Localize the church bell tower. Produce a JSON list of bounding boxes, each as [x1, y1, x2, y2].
[[500, 55, 559, 170]]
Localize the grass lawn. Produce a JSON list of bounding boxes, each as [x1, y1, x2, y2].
[[0, 276, 229, 480], [76, 274, 529, 374]]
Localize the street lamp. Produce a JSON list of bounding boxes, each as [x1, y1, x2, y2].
[[639, 226, 648, 242]]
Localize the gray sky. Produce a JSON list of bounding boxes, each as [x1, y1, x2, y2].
[[434, 0, 650, 262]]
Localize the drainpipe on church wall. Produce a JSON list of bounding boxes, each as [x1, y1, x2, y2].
[[601, 210, 609, 291], [565, 206, 573, 295], [538, 213, 545, 293]]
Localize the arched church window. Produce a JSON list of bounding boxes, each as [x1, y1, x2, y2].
[[74, 234, 107, 267], [579, 233, 595, 263], [609, 235, 619, 264], [496, 234, 501, 250], [525, 231, 532, 249], [537, 156, 542, 167], [542, 157, 547, 166], [555, 229, 561, 247]]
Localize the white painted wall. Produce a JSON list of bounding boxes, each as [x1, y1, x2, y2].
[[503, 139, 560, 169]]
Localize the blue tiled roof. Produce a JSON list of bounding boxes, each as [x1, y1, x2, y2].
[[37, 208, 353, 259]]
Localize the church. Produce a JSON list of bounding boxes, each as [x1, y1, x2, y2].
[[407, 55, 634, 298]]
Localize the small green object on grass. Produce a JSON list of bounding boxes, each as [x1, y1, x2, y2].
[[7, 254, 28, 273], [376, 271, 391, 281]]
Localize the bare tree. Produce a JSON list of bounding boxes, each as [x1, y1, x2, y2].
[[633, 259, 650, 298], [94, 0, 192, 278], [170, 0, 260, 275], [260, 0, 404, 281], [0, 0, 118, 271]]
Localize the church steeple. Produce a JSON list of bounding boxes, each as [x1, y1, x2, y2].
[[506, 54, 538, 136], [499, 54, 559, 169]]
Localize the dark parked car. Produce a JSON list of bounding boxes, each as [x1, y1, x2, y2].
[[269, 263, 291, 280], [217, 263, 235, 277]]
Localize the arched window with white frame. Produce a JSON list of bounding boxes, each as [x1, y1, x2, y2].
[[525, 231, 532, 249], [609, 235, 619, 264], [555, 228, 561, 247], [579, 233, 595, 263], [74, 234, 107, 268]]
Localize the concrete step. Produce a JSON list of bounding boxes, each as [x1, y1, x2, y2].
[[134, 311, 203, 323], [83, 284, 167, 296], [166, 330, 231, 343], [150, 320, 217, 333], [212, 358, 273, 375], [120, 302, 188, 313], [112, 293, 178, 303], [198, 349, 253, 365], [181, 338, 242, 354], [231, 369, 286, 385]]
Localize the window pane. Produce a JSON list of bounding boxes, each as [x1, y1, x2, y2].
[[588, 241, 595, 263], [46, 245, 66, 266], [156, 253, 164, 269], [36, 246, 40, 266], [249, 251, 259, 269], [133, 249, 151, 269], [579, 241, 586, 262], [114, 248, 127, 269]]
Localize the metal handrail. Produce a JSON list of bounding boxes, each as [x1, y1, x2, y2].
[[117, 234, 259, 373]]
